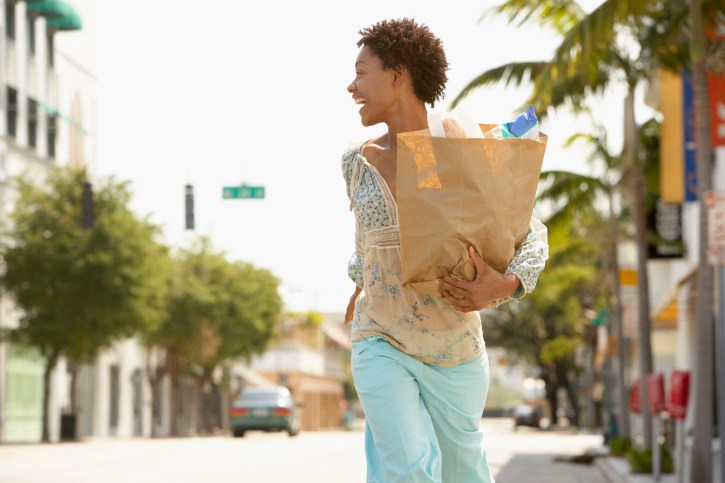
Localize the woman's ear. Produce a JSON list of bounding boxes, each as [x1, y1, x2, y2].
[[392, 65, 407, 87]]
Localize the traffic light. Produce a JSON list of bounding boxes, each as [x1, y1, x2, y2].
[[82, 181, 94, 229], [185, 184, 194, 230]]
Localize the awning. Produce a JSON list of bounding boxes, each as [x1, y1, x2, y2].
[[38, 100, 89, 135], [45, 2, 82, 31], [651, 268, 697, 329], [321, 321, 352, 350], [236, 366, 275, 387], [26, 0, 66, 18]]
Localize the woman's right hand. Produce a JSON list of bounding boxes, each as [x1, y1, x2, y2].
[[344, 286, 362, 325]]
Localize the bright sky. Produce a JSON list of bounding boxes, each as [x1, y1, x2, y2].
[[67, 0, 629, 314]]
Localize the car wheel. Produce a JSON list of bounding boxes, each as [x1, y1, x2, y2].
[[233, 429, 245, 438]]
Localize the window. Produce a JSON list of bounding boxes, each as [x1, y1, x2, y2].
[[5, 2, 15, 40], [6, 88, 18, 138], [109, 365, 120, 429], [46, 33, 54, 67], [47, 114, 57, 157], [27, 98, 38, 148], [26, 15, 35, 55]]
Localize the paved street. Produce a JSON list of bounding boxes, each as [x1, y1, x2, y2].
[[0, 419, 606, 483]]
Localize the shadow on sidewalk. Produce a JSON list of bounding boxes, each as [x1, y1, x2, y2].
[[495, 453, 608, 483]]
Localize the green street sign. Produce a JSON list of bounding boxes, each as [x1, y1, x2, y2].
[[223, 185, 265, 199]]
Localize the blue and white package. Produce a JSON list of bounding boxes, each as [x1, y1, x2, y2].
[[484, 105, 540, 140]]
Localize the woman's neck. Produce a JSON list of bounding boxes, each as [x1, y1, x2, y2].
[[383, 101, 428, 151]]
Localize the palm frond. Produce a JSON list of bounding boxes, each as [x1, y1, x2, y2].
[[482, 0, 586, 34], [545, 0, 652, 86], [450, 62, 547, 109]]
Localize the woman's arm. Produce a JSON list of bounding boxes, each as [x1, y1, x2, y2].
[[344, 285, 363, 325], [437, 213, 548, 312]]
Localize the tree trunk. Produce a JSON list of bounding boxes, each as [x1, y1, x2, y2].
[[41, 351, 59, 443], [168, 349, 180, 437], [68, 363, 81, 440], [557, 363, 580, 427], [220, 365, 231, 433], [541, 370, 559, 427], [609, 191, 631, 437], [689, 0, 715, 481], [209, 381, 220, 434], [146, 349, 166, 439], [192, 377, 202, 435], [170, 374, 179, 436], [625, 87, 654, 447]]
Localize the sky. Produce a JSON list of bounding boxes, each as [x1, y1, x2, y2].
[[61, 0, 635, 314]]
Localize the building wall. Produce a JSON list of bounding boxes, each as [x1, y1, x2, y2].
[[0, 0, 101, 443]]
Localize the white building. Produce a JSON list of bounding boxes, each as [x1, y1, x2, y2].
[[0, 0, 96, 443]]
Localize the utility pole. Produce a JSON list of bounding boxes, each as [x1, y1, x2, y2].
[[185, 184, 194, 230]]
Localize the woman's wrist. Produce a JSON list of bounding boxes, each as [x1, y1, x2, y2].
[[504, 273, 521, 298]]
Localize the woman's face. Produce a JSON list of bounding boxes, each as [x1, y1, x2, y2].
[[347, 45, 396, 127]]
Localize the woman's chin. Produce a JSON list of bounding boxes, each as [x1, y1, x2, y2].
[[360, 116, 381, 128]]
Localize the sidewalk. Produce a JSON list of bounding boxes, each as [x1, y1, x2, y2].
[[596, 456, 675, 483], [595, 444, 721, 483]]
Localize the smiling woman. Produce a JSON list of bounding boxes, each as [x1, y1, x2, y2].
[[341, 18, 548, 483]]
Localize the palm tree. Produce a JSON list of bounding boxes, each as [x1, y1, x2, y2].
[[453, 0, 712, 449], [687, 1, 716, 480], [537, 122, 631, 437]]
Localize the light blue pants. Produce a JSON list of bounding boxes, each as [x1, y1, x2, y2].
[[352, 336, 496, 483]]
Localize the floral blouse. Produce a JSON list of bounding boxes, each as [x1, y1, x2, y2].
[[342, 141, 548, 366]]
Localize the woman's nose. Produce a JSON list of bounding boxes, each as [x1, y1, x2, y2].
[[347, 81, 356, 93]]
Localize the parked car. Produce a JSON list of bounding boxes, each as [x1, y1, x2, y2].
[[511, 404, 542, 430], [230, 386, 301, 437]]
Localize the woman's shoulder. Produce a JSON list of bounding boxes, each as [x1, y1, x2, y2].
[[342, 141, 366, 162], [341, 140, 367, 181]]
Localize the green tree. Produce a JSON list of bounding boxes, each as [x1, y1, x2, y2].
[[143, 238, 283, 436], [453, 0, 722, 447], [537, 120, 631, 435], [482, 228, 602, 427], [0, 167, 169, 442]]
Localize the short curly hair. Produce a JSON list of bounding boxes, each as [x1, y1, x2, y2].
[[357, 18, 449, 107]]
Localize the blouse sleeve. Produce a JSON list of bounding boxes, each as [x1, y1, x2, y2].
[[348, 250, 364, 288], [342, 144, 361, 208], [342, 145, 365, 288], [505, 212, 549, 300]]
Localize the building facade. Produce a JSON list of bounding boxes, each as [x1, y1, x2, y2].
[[0, 0, 94, 443]]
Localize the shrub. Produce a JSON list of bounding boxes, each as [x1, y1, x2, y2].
[[627, 444, 674, 473], [609, 436, 632, 457]]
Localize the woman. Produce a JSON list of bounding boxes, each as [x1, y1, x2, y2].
[[343, 18, 548, 483]]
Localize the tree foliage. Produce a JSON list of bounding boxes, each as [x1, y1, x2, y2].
[[146, 237, 283, 374], [0, 166, 169, 441], [1, 167, 169, 363]]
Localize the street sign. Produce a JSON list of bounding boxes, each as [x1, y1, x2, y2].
[[223, 185, 265, 199], [704, 190, 725, 265]]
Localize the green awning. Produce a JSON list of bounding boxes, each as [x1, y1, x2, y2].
[[26, 0, 66, 18], [38, 101, 89, 135], [45, 2, 82, 31]]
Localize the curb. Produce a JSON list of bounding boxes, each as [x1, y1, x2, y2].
[[596, 457, 631, 483], [595, 456, 677, 483]]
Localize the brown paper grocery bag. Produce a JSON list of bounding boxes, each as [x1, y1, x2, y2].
[[396, 124, 547, 296]]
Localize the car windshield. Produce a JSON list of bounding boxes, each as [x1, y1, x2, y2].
[[240, 388, 289, 403]]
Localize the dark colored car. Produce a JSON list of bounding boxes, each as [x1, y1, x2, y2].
[[512, 404, 542, 430], [231, 386, 301, 438]]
